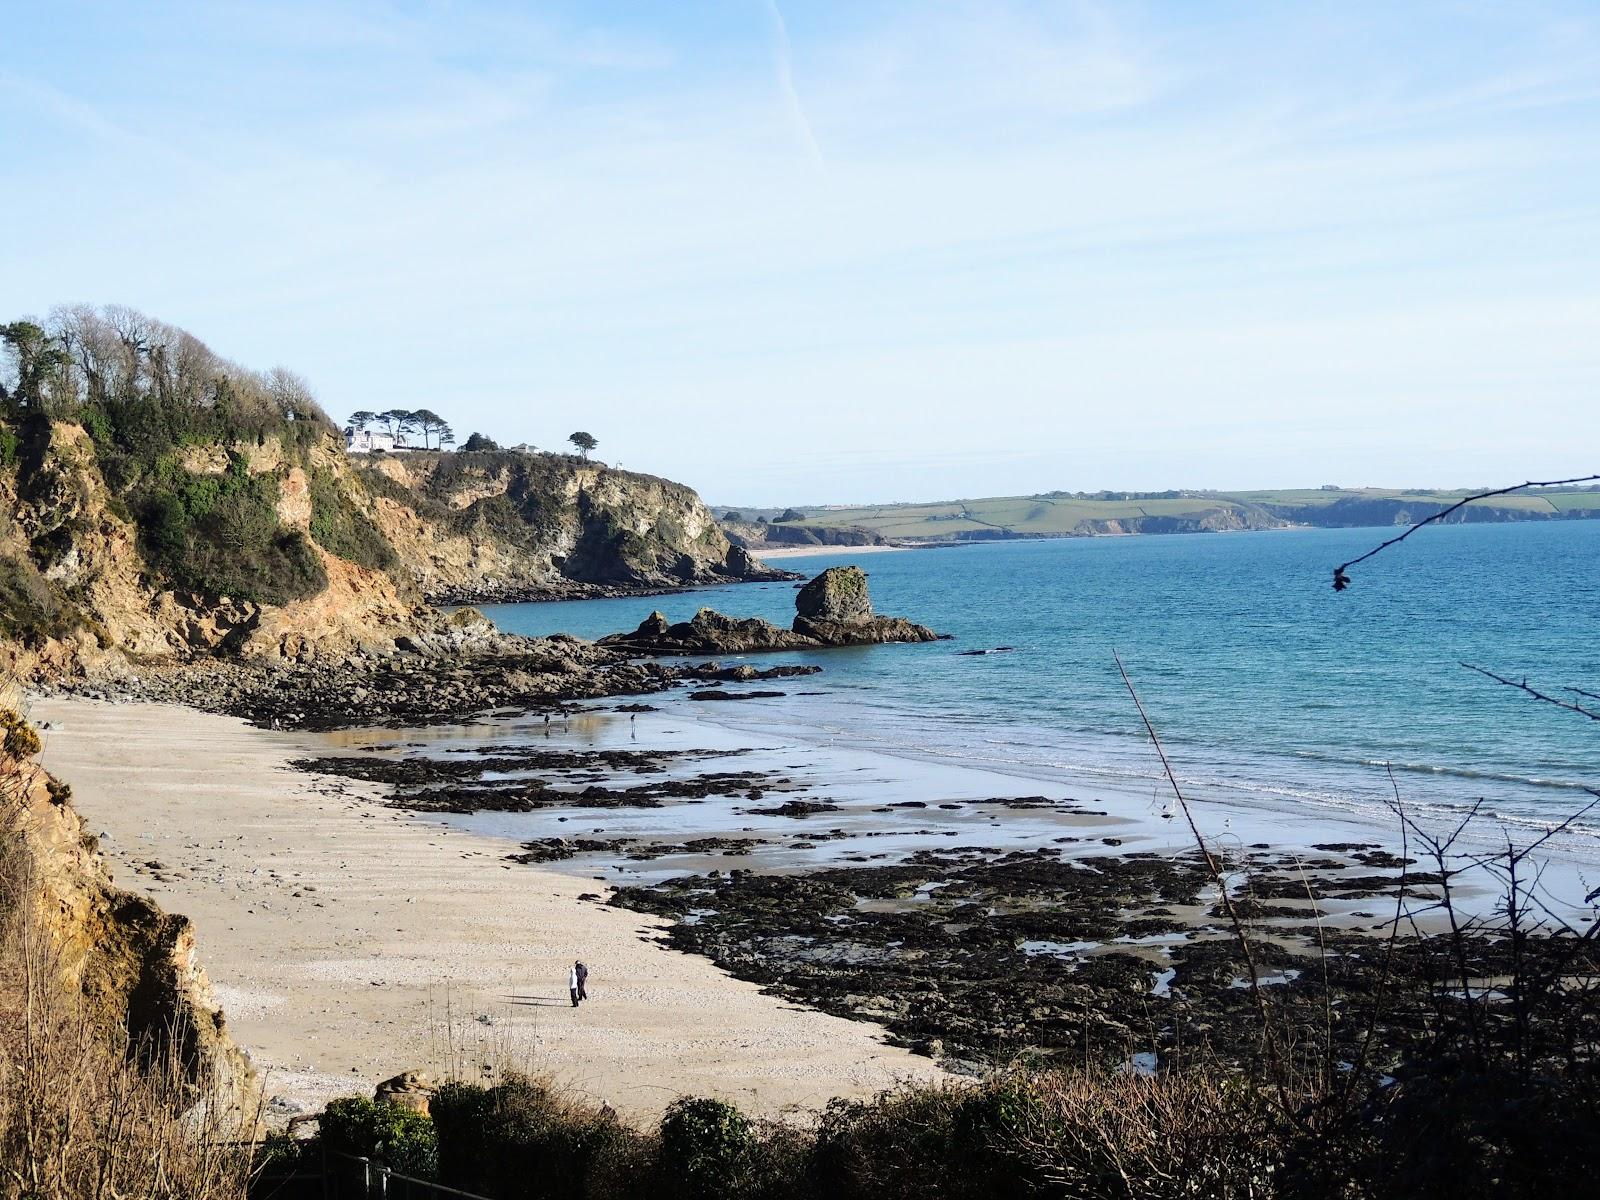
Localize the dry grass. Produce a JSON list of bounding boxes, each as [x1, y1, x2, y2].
[[0, 755, 256, 1200]]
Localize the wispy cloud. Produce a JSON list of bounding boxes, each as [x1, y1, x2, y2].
[[1, 1, 1598, 502], [763, 0, 824, 168]]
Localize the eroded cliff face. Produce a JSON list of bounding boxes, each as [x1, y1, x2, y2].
[[0, 420, 782, 680], [361, 450, 789, 602], [0, 420, 435, 680], [0, 708, 254, 1111], [720, 518, 889, 551]]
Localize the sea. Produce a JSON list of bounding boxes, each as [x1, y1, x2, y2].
[[472, 521, 1599, 859]]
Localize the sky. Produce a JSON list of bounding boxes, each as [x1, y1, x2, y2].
[[3, 1, 1598, 505]]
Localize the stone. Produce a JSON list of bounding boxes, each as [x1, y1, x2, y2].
[[795, 566, 874, 624], [375, 1070, 436, 1116], [598, 568, 943, 657]]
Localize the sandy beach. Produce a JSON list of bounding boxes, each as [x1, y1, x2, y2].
[[31, 697, 944, 1120], [752, 543, 909, 559]]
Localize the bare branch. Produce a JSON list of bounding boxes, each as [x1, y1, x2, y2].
[[1462, 663, 1600, 723], [1114, 653, 1292, 1107], [1331, 474, 1600, 590]]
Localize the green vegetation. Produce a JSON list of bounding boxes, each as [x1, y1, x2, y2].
[[274, 1051, 1599, 1199], [757, 484, 1600, 542], [0, 305, 413, 608], [430, 1076, 641, 1199], [138, 451, 326, 605], [0, 548, 79, 642], [308, 467, 397, 571], [568, 430, 598, 459], [320, 1096, 439, 1179], [659, 1097, 761, 1197]]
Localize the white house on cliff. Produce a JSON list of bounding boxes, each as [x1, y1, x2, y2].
[[346, 428, 398, 453]]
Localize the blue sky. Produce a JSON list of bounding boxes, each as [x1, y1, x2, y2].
[[4, 1, 1598, 504]]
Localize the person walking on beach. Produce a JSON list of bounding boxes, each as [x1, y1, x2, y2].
[[569, 962, 581, 1008], [575, 960, 589, 1003]]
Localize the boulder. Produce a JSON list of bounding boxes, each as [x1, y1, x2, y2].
[[599, 608, 815, 655], [795, 566, 874, 624], [374, 1070, 437, 1116], [796, 614, 942, 646]]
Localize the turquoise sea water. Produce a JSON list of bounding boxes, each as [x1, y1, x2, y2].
[[477, 523, 1598, 846]]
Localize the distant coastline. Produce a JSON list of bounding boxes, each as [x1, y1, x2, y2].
[[753, 542, 909, 559], [719, 484, 1600, 551]]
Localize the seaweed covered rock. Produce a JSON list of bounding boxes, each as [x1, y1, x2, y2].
[[600, 608, 815, 655], [599, 568, 942, 656]]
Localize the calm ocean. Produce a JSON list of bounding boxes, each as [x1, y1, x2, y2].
[[477, 522, 1599, 848]]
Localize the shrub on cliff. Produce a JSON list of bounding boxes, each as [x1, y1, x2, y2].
[[308, 467, 397, 571], [0, 708, 42, 760], [138, 451, 327, 605], [807, 1081, 1040, 1198], [0, 550, 79, 642], [658, 1097, 761, 1198]]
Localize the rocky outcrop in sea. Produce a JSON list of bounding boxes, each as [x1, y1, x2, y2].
[[598, 566, 944, 656]]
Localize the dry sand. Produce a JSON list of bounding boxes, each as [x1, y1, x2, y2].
[[31, 697, 944, 1120]]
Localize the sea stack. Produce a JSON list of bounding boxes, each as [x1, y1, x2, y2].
[[792, 566, 938, 645]]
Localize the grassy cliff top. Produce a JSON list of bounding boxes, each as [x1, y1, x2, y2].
[[732, 486, 1600, 541]]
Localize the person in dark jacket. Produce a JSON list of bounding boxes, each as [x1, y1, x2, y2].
[[575, 960, 589, 1002]]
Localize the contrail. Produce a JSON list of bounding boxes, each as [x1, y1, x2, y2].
[[763, 0, 824, 168]]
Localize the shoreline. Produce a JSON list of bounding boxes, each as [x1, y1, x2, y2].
[[672, 693, 1600, 885], [30, 680, 1592, 1107], [31, 697, 944, 1121], [747, 543, 908, 559], [275, 696, 1537, 1073]]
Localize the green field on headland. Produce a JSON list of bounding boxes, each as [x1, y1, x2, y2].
[[726, 485, 1600, 544]]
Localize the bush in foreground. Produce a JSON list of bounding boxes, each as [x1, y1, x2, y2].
[[319, 1095, 438, 1180]]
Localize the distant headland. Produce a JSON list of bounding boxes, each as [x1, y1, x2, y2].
[[716, 484, 1600, 551]]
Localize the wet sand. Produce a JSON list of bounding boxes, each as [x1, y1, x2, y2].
[[31, 697, 945, 1120]]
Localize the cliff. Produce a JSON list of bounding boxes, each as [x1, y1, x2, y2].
[[361, 450, 790, 603], [0, 306, 784, 680], [0, 703, 253, 1111], [0, 416, 444, 680], [719, 517, 888, 551]]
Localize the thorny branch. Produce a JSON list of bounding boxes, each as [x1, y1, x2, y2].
[[1330, 473, 1600, 590]]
